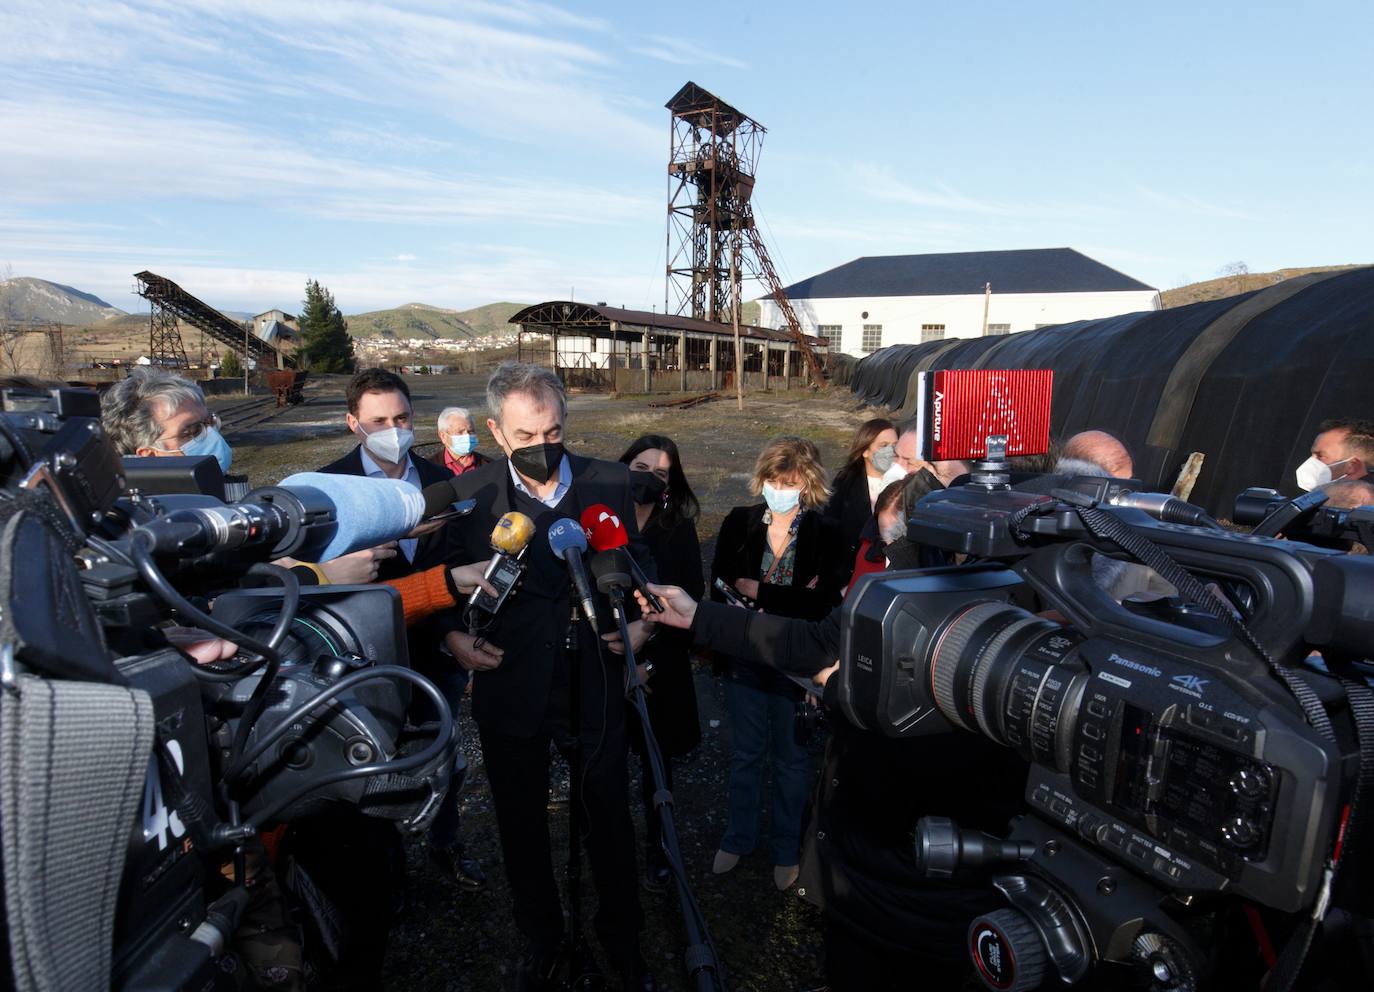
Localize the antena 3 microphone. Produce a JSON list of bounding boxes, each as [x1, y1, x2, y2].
[[468, 511, 535, 619], [548, 518, 599, 632], [580, 503, 662, 613]]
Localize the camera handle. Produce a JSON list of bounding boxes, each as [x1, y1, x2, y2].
[[915, 816, 1036, 877], [603, 583, 726, 992]]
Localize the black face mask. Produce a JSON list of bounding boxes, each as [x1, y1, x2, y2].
[[910, 468, 945, 497], [884, 538, 927, 570], [510, 442, 565, 484], [629, 470, 668, 506]]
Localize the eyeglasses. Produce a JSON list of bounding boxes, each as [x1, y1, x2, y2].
[[157, 412, 221, 448]]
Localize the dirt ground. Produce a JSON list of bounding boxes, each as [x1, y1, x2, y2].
[[224, 374, 873, 992]]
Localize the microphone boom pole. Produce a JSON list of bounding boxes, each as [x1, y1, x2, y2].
[[590, 550, 726, 992]]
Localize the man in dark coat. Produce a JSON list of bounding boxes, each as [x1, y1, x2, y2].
[[440, 362, 657, 992], [286, 369, 484, 990], [429, 404, 493, 477]]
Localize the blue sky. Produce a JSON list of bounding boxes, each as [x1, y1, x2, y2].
[[2, 0, 1370, 316]]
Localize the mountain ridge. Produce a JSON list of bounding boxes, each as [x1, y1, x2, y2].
[[0, 276, 126, 324]]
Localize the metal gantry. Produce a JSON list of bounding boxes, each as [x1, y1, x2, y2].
[[664, 81, 825, 383], [134, 271, 293, 369]]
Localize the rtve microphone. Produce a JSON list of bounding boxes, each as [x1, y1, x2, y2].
[[580, 503, 663, 613], [467, 511, 536, 619], [137, 472, 426, 563], [548, 518, 599, 633]]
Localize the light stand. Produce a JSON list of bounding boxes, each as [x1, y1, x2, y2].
[[591, 550, 726, 992]]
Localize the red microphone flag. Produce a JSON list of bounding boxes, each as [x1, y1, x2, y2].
[[580, 504, 629, 551]]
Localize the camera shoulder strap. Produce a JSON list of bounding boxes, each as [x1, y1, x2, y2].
[[1, 672, 154, 992]]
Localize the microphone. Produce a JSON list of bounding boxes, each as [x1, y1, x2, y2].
[[467, 512, 536, 619], [548, 518, 599, 632], [590, 547, 633, 594], [137, 472, 427, 563], [418, 478, 481, 521], [580, 503, 662, 613]]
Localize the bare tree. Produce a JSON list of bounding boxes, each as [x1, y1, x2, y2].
[[0, 263, 28, 373], [1218, 261, 1250, 277]]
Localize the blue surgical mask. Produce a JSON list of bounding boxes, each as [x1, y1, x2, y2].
[[762, 482, 802, 515], [180, 424, 233, 473], [447, 433, 478, 457]]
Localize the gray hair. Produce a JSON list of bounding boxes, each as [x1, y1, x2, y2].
[[100, 368, 207, 454], [437, 405, 474, 432], [1054, 457, 1111, 478], [485, 362, 566, 426]]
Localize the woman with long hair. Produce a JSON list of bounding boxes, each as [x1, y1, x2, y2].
[[823, 418, 898, 577], [709, 436, 847, 891], [619, 434, 704, 891]]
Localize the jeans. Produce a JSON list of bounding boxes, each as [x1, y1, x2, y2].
[[720, 664, 813, 866]]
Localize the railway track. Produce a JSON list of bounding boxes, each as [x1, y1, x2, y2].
[[213, 383, 321, 439]]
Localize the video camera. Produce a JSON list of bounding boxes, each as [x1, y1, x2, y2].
[[1234, 486, 1374, 551], [0, 386, 457, 991], [832, 370, 1374, 991]]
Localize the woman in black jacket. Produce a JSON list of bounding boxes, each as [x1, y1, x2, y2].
[[822, 418, 897, 580], [619, 434, 705, 891], [709, 436, 847, 891]]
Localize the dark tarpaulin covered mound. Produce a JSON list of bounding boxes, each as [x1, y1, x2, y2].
[[849, 266, 1374, 516]]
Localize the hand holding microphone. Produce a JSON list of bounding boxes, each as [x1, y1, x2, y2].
[[467, 511, 536, 622], [634, 583, 698, 630]]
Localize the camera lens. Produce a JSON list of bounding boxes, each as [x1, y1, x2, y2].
[[924, 600, 1085, 770]]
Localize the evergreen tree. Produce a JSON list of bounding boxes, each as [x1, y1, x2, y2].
[[298, 279, 356, 373], [221, 347, 243, 378]]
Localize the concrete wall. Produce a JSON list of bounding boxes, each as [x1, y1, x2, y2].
[[759, 289, 1161, 356]]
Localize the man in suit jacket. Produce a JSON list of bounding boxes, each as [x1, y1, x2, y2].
[[442, 362, 657, 992], [287, 369, 484, 990], [315, 367, 486, 881]]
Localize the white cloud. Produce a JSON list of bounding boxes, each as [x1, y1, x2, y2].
[[852, 165, 1011, 216], [0, 1, 660, 151], [392, 253, 418, 262], [632, 35, 748, 70], [0, 95, 654, 226]]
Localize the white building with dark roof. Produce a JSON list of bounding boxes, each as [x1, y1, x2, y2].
[[760, 247, 1160, 356]]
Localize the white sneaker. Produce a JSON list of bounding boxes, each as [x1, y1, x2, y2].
[[712, 850, 740, 874], [774, 865, 799, 890]]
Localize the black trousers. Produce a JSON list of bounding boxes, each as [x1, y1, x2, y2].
[[478, 699, 642, 964]]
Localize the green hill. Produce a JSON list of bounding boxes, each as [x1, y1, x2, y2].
[[452, 302, 526, 337], [345, 303, 480, 340]]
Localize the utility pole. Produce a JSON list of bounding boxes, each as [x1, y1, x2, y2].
[[732, 252, 743, 411], [243, 319, 250, 395], [982, 282, 991, 337]]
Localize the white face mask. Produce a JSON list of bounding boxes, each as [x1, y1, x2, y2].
[[361, 425, 414, 465], [880, 462, 908, 486], [1295, 455, 1351, 492]]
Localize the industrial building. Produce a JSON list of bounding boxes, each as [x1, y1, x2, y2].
[[760, 247, 1160, 355]]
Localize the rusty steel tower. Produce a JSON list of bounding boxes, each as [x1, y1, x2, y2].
[[664, 82, 824, 381]]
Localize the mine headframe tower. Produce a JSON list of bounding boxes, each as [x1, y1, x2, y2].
[[664, 81, 824, 383]]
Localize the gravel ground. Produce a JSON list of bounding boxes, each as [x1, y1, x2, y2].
[[224, 374, 870, 992]]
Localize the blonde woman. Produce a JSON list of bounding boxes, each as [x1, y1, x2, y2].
[[707, 437, 848, 890]]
